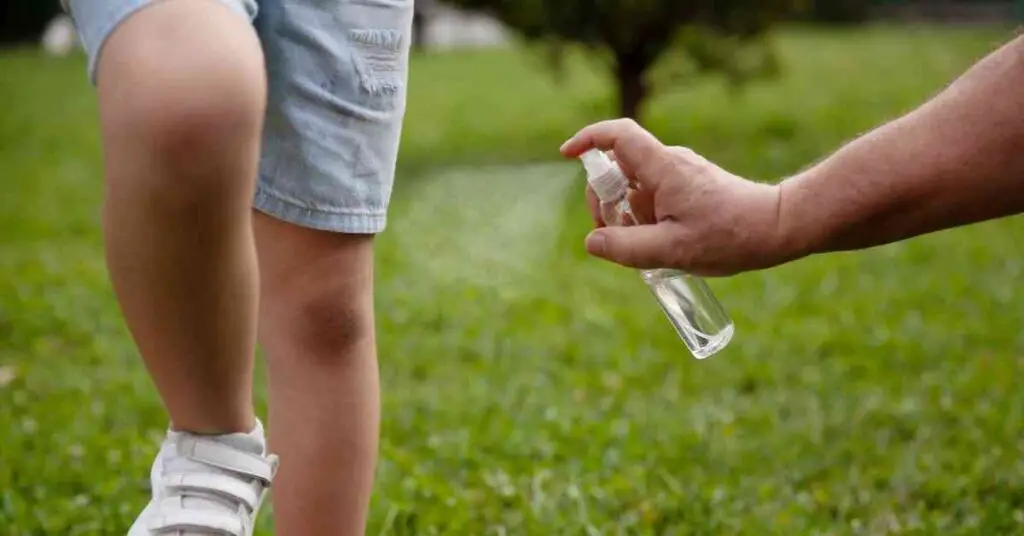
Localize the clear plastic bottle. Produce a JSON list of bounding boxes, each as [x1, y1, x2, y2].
[[580, 149, 734, 359]]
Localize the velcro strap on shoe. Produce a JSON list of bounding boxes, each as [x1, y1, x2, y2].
[[163, 473, 261, 512], [147, 509, 244, 536], [176, 437, 274, 484]]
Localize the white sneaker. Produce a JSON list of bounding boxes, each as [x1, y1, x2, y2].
[[128, 420, 278, 536]]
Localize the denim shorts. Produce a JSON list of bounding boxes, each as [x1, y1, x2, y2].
[[65, 0, 414, 234]]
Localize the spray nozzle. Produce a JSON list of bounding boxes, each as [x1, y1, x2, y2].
[[580, 149, 614, 178], [580, 149, 628, 202]]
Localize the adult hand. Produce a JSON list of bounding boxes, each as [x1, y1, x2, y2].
[[561, 119, 794, 277]]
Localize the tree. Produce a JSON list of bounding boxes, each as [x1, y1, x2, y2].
[[412, 1, 430, 51], [1, 0, 61, 44], [801, 0, 873, 24], [440, 0, 798, 121]]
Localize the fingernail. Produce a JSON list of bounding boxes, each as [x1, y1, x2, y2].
[[585, 231, 606, 255], [559, 138, 573, 153]]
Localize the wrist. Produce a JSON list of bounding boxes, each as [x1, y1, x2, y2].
[[771, 176, 818, 264]]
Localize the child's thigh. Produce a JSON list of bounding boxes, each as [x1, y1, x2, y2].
[[65, 0, 258, 85], [253, 0, 415, 235]]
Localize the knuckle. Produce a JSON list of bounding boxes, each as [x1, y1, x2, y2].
[[652, 147, 681, 174], [599, 118, 636, 139], [606, 117, 641, 138], [667, 146, 713, 179], [668, 145, 703, 164]]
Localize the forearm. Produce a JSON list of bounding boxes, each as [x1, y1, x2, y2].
[[778, 35, 1024, 257]]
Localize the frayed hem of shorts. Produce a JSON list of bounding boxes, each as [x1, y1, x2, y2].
[[253, 187, 387, 234]]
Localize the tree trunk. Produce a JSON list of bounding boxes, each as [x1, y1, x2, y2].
[[412, 9, 425, 51], [614, 53, 648, 122]]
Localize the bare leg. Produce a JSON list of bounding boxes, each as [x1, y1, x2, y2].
[[254, 212, 380, 535], [97, 0, 265, 433]]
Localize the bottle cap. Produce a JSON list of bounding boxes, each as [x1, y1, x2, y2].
[[580, 149, 628, 202]]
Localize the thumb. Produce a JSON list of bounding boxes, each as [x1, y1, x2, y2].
[[585, 224, 676, 269]]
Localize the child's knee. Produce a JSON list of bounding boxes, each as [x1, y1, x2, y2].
[[268, 287, 374, 365], [96, 0, 265, 200], [297, 291, 372, 358], [256, 217, 377, 364]]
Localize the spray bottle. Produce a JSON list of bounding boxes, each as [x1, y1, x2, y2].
[[580, 149, 733, 359]]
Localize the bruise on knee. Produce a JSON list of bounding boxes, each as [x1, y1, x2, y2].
[[288, 291, 371, 363], [256, 214, 377, 366]]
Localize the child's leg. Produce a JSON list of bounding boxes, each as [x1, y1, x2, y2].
[[70, 0, 282, 532], [82, 0, 265, 434], [251, 0, 414, 533], [69, 1, 281, 534], [255, 214, 379, 535]]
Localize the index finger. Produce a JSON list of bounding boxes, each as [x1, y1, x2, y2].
[[560, 119, 665, 183]]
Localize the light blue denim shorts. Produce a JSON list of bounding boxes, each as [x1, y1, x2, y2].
[[65, 0, 413, 234]]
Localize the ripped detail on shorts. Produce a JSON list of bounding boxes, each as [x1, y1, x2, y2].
[[349, 29, 403, 96]]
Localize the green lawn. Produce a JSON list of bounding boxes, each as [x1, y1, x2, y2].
[[4, 25, 1024, 535]]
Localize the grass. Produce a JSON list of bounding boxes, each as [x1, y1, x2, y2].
[[3, 24, 1024, 534]]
